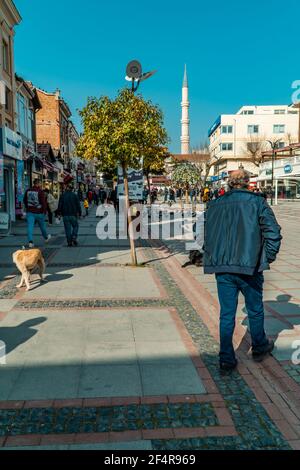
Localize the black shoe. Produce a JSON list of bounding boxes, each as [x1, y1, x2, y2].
[[220, 360, 238, 373], [72, 239, 78, 247], [252, 340, 275, 363], [67, 242, 73, 247]]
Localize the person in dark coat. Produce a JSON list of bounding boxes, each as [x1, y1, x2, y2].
[[204, 169, 282, 372], [58, 185, 82, 247], [23, 179, 51, 248]]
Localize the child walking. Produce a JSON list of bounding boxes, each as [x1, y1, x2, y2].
[[84, 198, 89, 216]]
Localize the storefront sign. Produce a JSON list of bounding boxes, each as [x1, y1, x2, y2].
[[0, 128, 22, 160], [284, 164, 292, 174], [208, 116, 221, 137], [211, 176, 220, 182]]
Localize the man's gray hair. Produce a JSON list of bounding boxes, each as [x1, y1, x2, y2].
[[228, 169, 251, 189]]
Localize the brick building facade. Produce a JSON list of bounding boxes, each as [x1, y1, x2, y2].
[[33, 87, 72, 169]]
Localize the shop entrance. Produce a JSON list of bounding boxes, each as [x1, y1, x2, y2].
[[0, 168, 15, 221]]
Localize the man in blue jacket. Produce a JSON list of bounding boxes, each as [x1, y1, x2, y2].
[[204, 169, 282, 372], [58, 185, 82, 247]]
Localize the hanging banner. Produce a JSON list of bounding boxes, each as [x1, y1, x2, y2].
[[16, 160, 24, 202], [0, 152, 4, 196]]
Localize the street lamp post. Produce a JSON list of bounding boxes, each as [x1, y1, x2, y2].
[[266, 139, 281, 206], [125, 60, 157, 94]]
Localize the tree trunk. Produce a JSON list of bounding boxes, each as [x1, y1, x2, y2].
[[123, 164, 137, 266], [146, 172, 151, 204]]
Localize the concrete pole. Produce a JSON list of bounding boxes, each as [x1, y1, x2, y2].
[[275, 179, 278, 206]]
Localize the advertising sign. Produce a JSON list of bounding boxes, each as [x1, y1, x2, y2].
[[0, 127, 22, 160], [117, 167, 144, 201], [284, 164, 292, 174]]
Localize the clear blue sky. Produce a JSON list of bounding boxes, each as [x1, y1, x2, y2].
[[14, 0, 300, 153]]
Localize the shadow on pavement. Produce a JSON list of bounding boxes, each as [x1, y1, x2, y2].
[[0, 318, 47, 354], [238, 294, 300, 358]]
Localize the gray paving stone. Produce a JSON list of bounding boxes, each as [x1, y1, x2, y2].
[[8, 365, 81, 400], [140, 364, 206, 396], [83, 341, 137, 366], [0, 299, 19, 312], [0, 366, 23, 400], [135, 340, 192, 365], [78, 364, 142, 397]]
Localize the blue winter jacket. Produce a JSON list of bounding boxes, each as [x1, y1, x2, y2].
[[204, 189, 282, 275]]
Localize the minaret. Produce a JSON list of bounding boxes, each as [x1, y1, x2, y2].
[[181, 65, 190, 154]]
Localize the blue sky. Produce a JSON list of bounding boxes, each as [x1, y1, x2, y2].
[[14, 0, 300, 152]]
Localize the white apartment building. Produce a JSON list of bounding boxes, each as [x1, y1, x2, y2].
[[208, 105, 299, 176]]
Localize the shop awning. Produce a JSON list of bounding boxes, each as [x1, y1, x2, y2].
[[43, 160, 58, 172]]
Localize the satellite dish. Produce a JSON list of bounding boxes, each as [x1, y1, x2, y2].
[[126, 60, 142, 79]]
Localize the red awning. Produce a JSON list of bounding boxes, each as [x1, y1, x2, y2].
[[43, 160, 57, 172]]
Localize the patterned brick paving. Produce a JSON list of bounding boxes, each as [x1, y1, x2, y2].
[[0, 209, 299, 449]]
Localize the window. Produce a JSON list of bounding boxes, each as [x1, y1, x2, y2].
[[248, 125, 259, 134], [277, 142, 285, 149], [274, 110, 285, 114], [27, 109, 34, 141], [241, 110, 254, 115], [2, 40, 10, 73], [273, 124, 285, 133], [221, 125, 233, 134], [5, 87, 12, 113], [220, 143, 233, 151], [17, 93, 27, 135]]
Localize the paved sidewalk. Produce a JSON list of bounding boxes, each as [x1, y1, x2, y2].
[[0, 206, 299, 450]]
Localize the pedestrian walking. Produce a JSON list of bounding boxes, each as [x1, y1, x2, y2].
[[164, 187, 169, 203], [189, 188, 196, 204], [23, 179, 52, 248], [109, 187, 118, 211], [93, 189, 99, 206], [202, 187, 210, 203], [143, 187, 149, 205], [88, 190, 93, 205], [58, 184, 82, 247], [203, 169, 282, 372], [44, 189, 58, 225], [84, 197, 89, 216], [99, 187, 107, 205]]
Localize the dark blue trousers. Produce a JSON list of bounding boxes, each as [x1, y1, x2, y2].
[[216, 272, 269, 365], [63, 216, 79, 245]]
